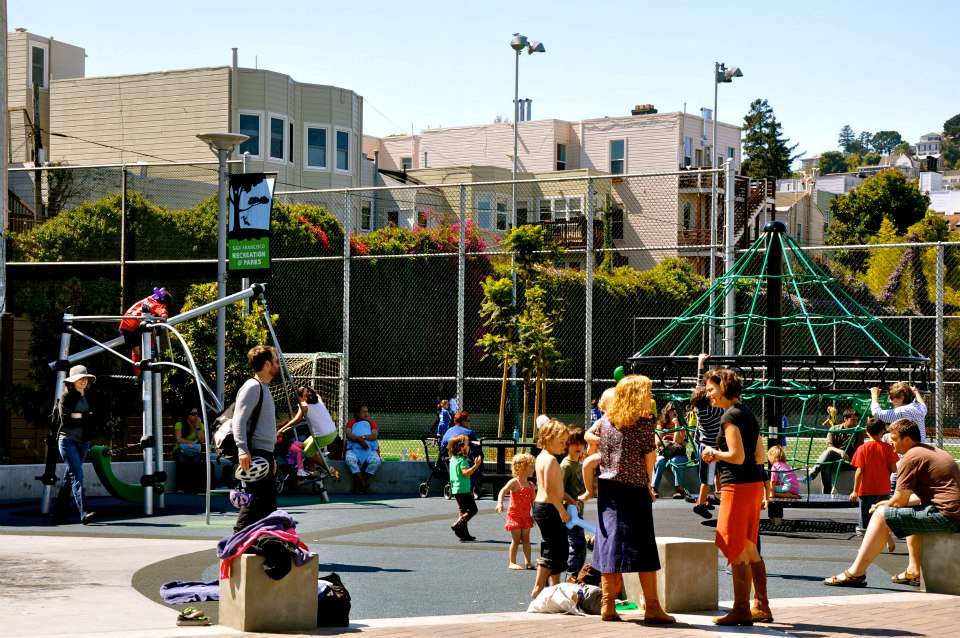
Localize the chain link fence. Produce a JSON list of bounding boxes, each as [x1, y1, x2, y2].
[[5, 163, 959, 464]]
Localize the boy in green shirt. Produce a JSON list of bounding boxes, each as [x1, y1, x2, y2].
[[561, 426, 588, 582]]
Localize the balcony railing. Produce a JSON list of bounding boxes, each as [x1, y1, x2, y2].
[[535, 219, 604, 249]]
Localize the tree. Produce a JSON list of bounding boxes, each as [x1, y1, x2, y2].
[[827, 169, 931, 248], [891, 141, 911, 156], [862, 152, 882, 166], [838, 125, 856, 152], [871, 130, 903, 155], [944, 113, 960, 145], [740, 99, 799, 179], [818, 151, 847, 174]]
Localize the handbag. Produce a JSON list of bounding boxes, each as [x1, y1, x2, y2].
[[213, 383, 264, 462]]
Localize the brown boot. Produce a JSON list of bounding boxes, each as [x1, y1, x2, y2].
[[600, 573, 623, 621], [643, 598, 676, 625], [750, 559, 774, 622], [714, 563, 754, 626]]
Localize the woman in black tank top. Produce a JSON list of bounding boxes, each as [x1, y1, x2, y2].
[[699, 365, 770, 627]]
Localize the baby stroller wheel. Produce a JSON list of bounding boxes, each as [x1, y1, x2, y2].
[[275, 471, 289, 495], [443, 484, 453, 500], [419, 482, 430, 498]]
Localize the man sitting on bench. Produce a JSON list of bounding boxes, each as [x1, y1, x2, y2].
[[823, 418, 960, 587]]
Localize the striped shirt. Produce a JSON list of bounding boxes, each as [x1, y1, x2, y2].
[[871, 401, 927, 442], [694, 397, 724, 447]]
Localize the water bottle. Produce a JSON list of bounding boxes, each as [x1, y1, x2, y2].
[[401, 446, 408, 461]]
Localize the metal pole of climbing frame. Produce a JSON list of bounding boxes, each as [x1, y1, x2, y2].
[[764, 220, 785, 450]]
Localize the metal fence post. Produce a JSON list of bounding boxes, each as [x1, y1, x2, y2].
[[458, 185, 466, 410], [120, 166, 128, 310], [936, 243, 944, 448], [341, 191, 351, 428], [585, 177, 595, 425]]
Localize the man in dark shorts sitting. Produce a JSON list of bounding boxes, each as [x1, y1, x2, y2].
[[823, 418, 960, 587]]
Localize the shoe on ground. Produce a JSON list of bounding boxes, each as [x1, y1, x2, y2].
[[81, 512, 96, 525], [460, 535, 477, 542], [706, 494, 721, 505], [693, 504, 713, 519], [799, 475, 813, 484], [684, 493, 698, 503], [672, 489, 686, 499]]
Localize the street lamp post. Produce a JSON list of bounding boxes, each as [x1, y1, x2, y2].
[[196, 132, 249, 405], [510, 33, 545, 229], [709, 62, 742, 354]]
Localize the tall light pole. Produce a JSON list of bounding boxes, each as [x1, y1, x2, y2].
[[197, 132, 248, 405], [510, 33, 545, 229], [709, 62, 742, 354]]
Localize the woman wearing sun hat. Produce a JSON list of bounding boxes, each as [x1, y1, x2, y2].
[[52, 365, 100, 525]]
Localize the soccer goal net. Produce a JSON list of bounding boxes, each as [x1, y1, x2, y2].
[[270, 352, 345, 433]]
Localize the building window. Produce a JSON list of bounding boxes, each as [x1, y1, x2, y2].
[[335, 128, 350, 172], [305, 125, 328, 169], [695, 149, 703, 167], [401, 157, 412, 170], [539, 196, 584, 221], [496, 202, 508, 231], [387, 210, 399, 227], [477, 195, 494, 230], [556, 143, 567, 171], [610, 208, 623, 240], [684, 138, 693, 167], [361, 200, 373, 231], [288, 122, 295, 164], [682, 202, 692, 230], [418, 210, 429, 228], [238, 112, 262, 157], [269, 115, 286, 161], [29, 42, 49, 89], [610, 139, 625, 174], [727, 147, 735, 159], [517, 199, 531, 225]]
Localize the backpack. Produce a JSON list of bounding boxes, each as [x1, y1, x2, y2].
[[317, 572, 351, 627], [213, 383, 264, 462]]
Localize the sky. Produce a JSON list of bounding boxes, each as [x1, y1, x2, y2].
[[10, 0, 960, 166]]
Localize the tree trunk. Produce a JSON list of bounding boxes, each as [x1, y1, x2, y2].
[[498, 355, 509, 438]]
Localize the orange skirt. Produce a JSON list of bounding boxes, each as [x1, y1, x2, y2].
[[715, 482, 764, 563]]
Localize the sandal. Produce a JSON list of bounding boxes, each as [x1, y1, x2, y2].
[[891, 571, 920, 586], [823, 570, 867, 587], [176, 611, 212, 626]]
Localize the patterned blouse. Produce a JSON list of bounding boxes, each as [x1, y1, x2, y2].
[[597, 414, 657, 487]]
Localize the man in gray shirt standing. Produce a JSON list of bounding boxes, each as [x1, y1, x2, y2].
[[233, 345, 280, 532]]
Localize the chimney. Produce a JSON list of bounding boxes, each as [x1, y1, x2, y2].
[[631, 104, 657, 115]]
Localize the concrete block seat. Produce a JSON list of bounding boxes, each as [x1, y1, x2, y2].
[[919, 532, 960, 595], [621, 536, 718, 613], [220, 553, 319, 632]]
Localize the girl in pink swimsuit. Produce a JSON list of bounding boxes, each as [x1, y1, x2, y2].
[[496, 452, 537, 570]]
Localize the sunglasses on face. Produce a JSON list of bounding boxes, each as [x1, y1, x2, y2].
[[189, 411, 199, 416]]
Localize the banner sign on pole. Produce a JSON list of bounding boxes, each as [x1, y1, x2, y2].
[[227, 172, 276, 274]]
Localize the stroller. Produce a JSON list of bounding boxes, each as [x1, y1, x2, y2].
[[274, 430, 337, 502], [418, 433, 484, 499]]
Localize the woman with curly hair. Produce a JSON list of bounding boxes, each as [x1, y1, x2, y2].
[[590, 374, 674, 624]]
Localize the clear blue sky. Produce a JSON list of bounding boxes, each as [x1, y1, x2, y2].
[[11, 0, 959, 165]]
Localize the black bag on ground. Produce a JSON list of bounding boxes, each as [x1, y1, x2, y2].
[[317, 572, 351, 627]]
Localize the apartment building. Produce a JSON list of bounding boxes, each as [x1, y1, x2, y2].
[[364, 108, 772, 270], [9, 30, 363, 193]]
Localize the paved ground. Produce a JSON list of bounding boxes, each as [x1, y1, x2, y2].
[[1, 489, 957, 637]]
